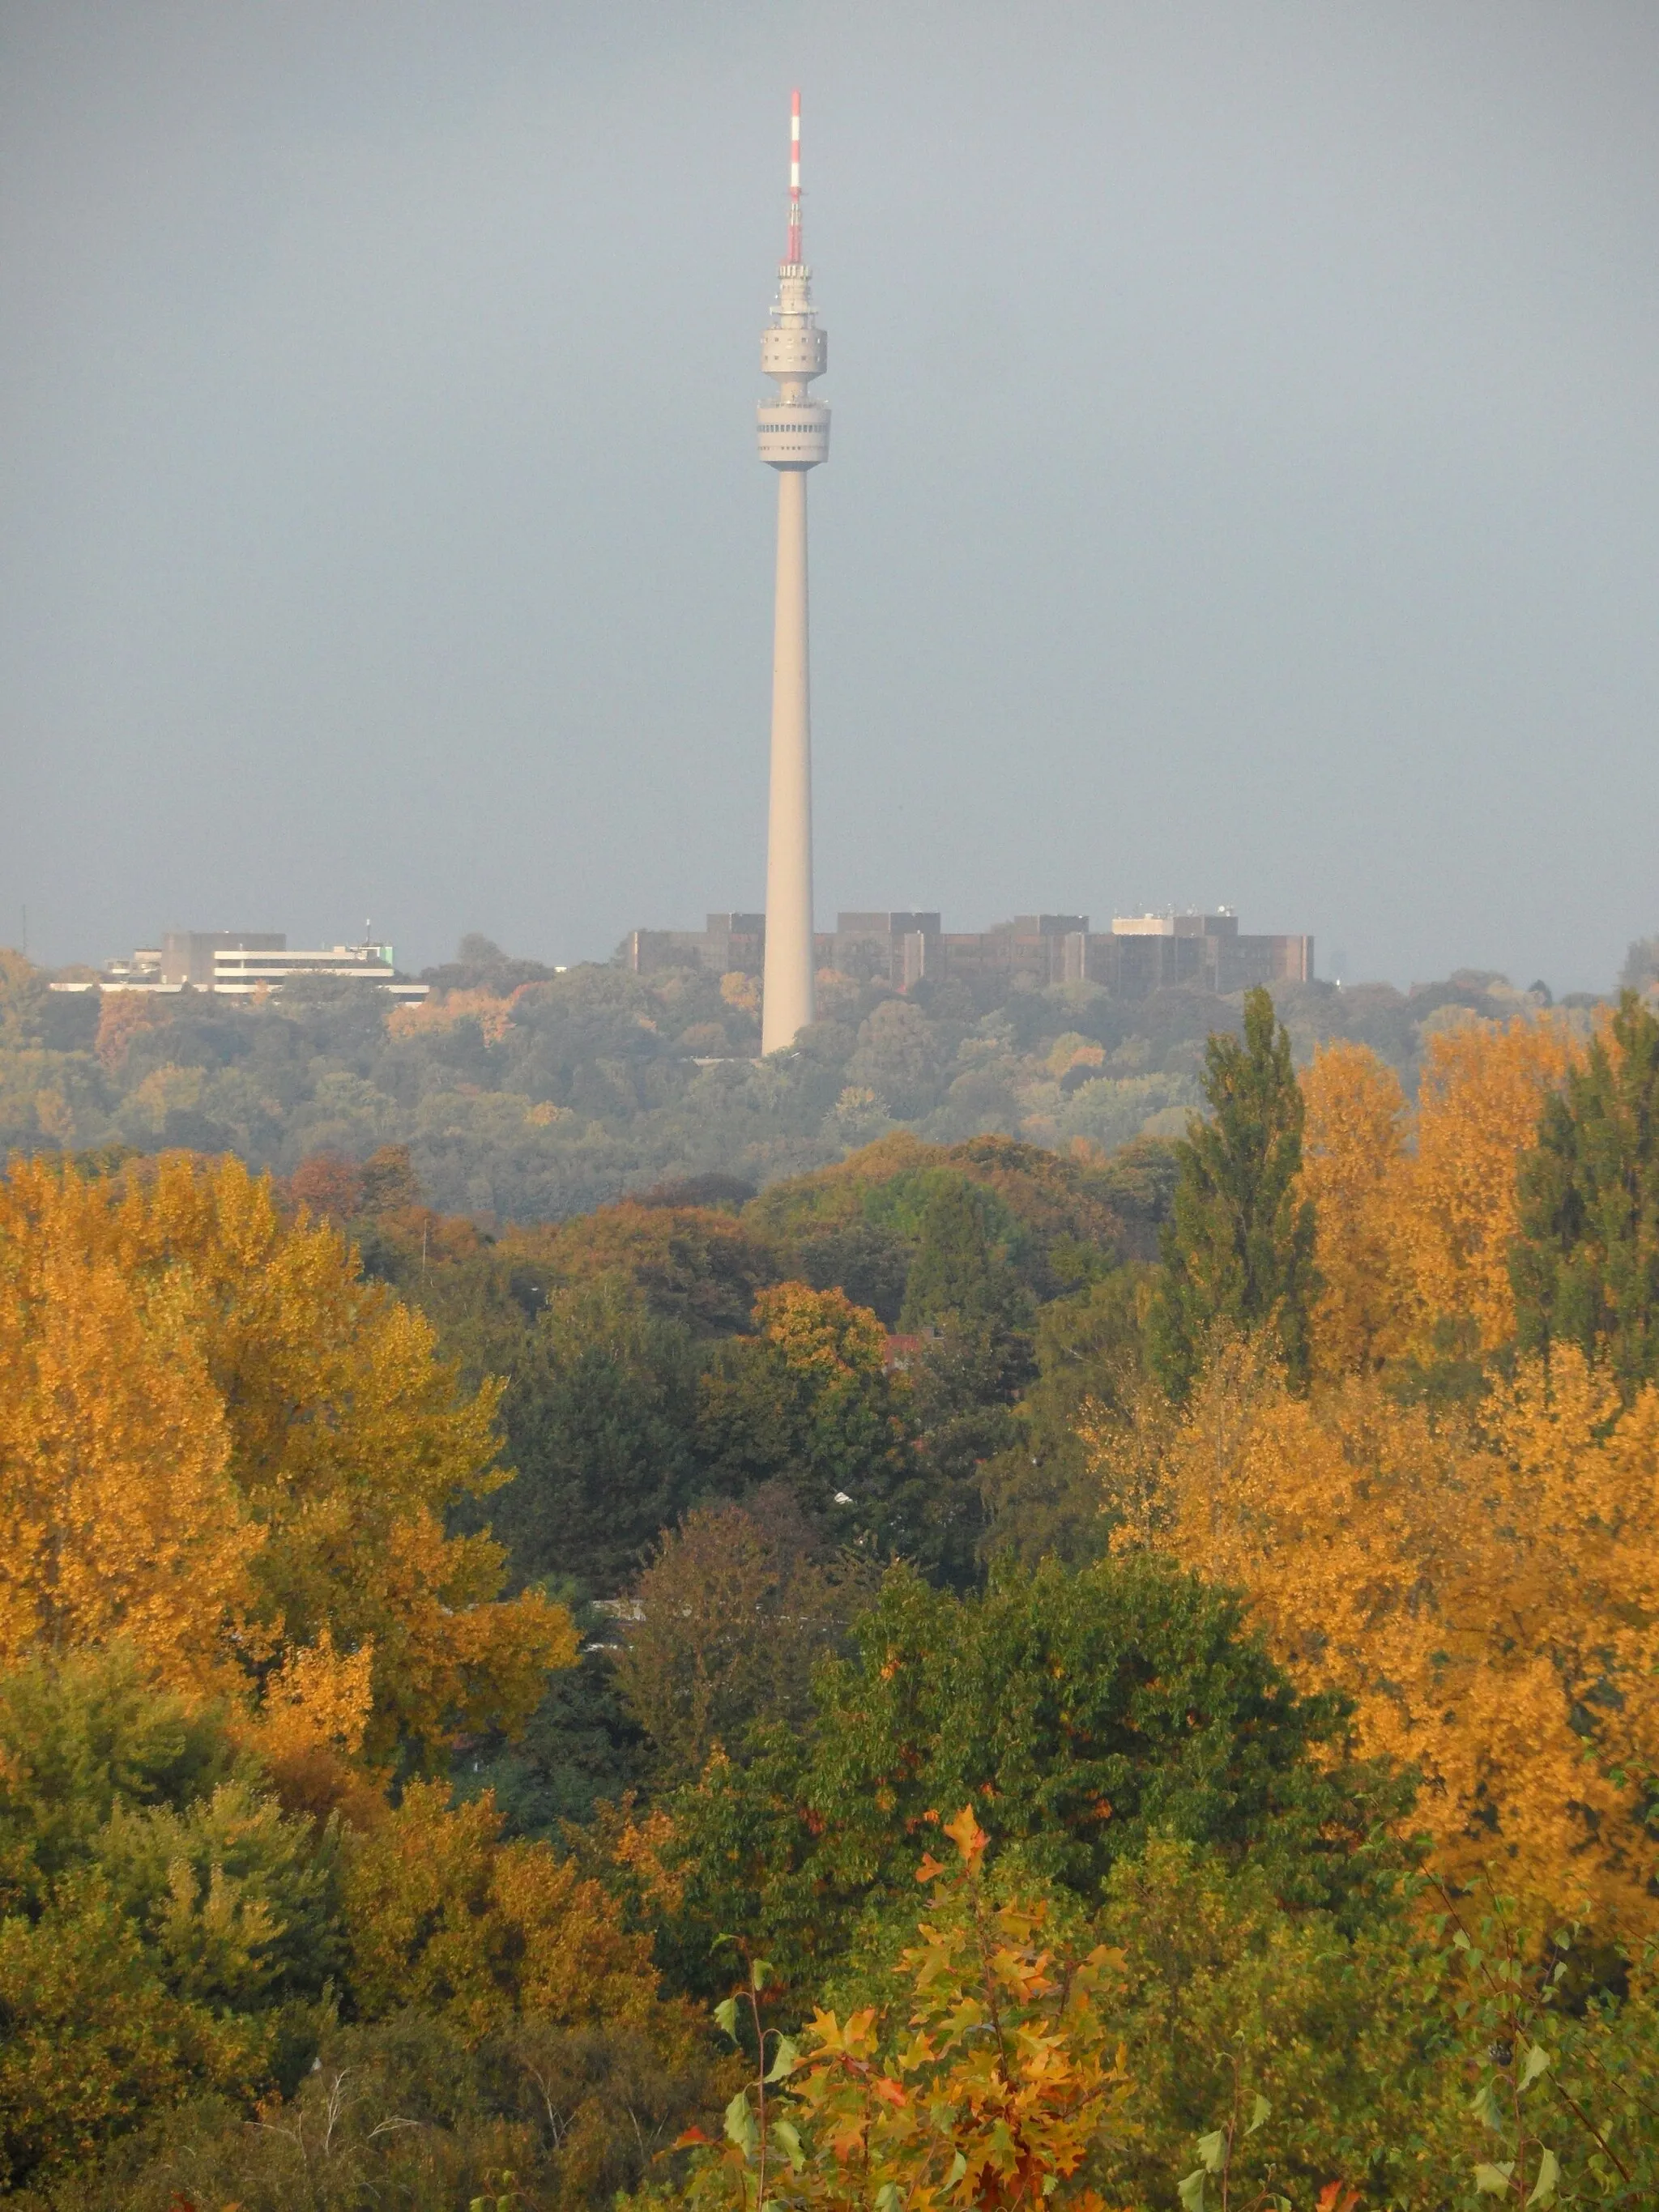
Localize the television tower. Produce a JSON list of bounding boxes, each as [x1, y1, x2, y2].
[[757, 89, 830, 1055]]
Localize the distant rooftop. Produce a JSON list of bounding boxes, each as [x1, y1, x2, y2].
[[49, 929, 428, 1000]]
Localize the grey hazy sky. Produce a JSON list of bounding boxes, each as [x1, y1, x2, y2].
[[3, 2, 1657, 989]]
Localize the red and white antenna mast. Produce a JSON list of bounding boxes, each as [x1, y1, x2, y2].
[[787, 87, 802, 265]]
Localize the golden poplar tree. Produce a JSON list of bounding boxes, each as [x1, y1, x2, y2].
[[1392, 1015, 1580, 1361], [1298, 1041, 1409, 1378]]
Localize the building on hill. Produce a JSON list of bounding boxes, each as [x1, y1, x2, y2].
[[50, 932, 429, 1000], [1099, 912, 1315, 994], [208, 941, 427, 999], [626, 910, 1312, 998], [163, 931, 286, 987], [625, 914, 767, 981]]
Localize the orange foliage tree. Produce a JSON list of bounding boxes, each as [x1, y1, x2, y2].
[[679, 1807, 1134, 2212], [1094, 1340, 1659, 1937], [93, 990, 170, 1073], [0, 1153, 574, 1766]]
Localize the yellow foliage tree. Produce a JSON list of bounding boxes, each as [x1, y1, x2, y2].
[[1294, 1021, 1580, 1381], [1395, 1016, 1580, 1361], [343, 1779, 676, 2045], [386, 987, 517, 1044], [1299, 1040, 1410, 1379], [1094, 1340, 1659, 1937], [0, 1171, 256, 1694], [0, 1154, 574, 1765]]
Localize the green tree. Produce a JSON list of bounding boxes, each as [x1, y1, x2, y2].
[[882, 1177, 1038, 1584], [0, 1649, 339, 2193], [484, 1282, 706, 1598], [1512, 991, 1659, 1397], [980, 1268, 1151, 1569], [450, 1590, 651, 1838], [696, 1284, 918, 1541], [1149, 987, 1316, 1398], [1619, 936, 1659, 994], [897, 1176, 1028, 1332], [652, 1556, 1405, 2001]]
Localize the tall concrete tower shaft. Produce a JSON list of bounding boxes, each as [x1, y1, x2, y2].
[[757, 89, 830, 1055]]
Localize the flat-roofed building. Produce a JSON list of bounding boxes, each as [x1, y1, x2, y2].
[[162, 931, 286, 987], [1094, 912, 1313, 995], [829, 913, 941, 983], [627, 913, 767, 978], [927, 915, 1090, 991], [50, 932, 428, 999], [211, 944, 427, 1000], [625, 906, 1312, 999]]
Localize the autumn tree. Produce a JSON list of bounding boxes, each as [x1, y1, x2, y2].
[[679, 1808, 1134, 2212], [672, 1817, 1488, 2212], [1392, 1012, 1578, 1365], [92, 988, 169, 1073], [0, 1169, 256, 1694], [343, 1779, 676, 2044], [288, 1149, 365, 1220], [337, 1772, 722, 2209], [1095, 1339, 1659, 1939], [356, 1140, 420, 1213], [1298, 1041, 1410, 1379], [1149, 987, 1316, 1397], [1512, 991, 1659, 1396], [0, 1153, 574, 1766], [1286, 1015, 1578, 1385]]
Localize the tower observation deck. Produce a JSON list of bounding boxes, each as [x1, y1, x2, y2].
[[757, 91, 829, 1054]]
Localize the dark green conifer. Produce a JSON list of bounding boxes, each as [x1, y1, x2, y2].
[[1512, 990, 1659, 1397], [1149, 987, 1316, 1398]]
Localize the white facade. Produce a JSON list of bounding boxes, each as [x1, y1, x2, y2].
[[49, 939, 428, 999]]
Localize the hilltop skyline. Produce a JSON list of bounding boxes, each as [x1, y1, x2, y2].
[[5, 3, 1658, 991]]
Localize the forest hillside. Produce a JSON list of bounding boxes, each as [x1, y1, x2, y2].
[[0, 936, 1593, 1218], [4, 980, 1659, 2205]]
